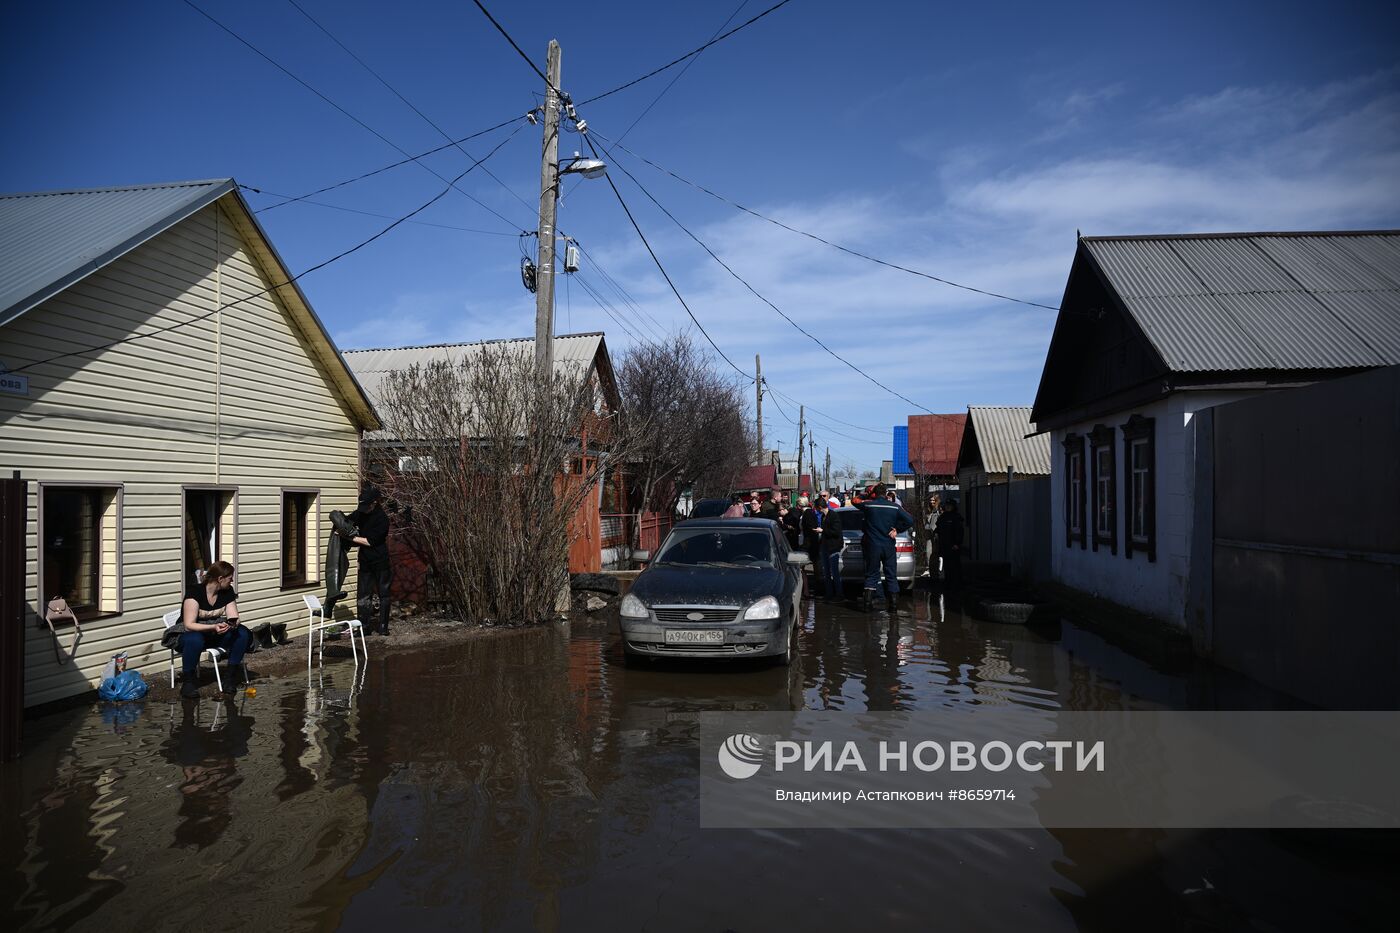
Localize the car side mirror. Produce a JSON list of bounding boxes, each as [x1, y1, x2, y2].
[[786, 551, 809, 566], [633, 550, 651, 564]]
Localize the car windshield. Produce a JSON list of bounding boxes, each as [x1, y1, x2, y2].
[[654, 528, 774, 567]]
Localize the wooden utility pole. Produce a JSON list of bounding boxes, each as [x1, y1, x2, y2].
[[825, 447, 831, 491], [797, 405, 805, 489], [754, 354, 763, 464], [809, 435, 816, 488], [534, 40, 563, 376]]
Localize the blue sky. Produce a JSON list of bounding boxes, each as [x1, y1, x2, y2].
[[4, 0, 1398, 469]]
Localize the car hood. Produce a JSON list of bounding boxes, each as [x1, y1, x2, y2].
[[631, 564, 784, 607]]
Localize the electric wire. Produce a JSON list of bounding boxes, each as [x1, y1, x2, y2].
[[251, 117, 524, 215], [577, 0, 797, 106], [468, 0, 552, 88], [182, 0, 524, 233], [572, 273, 645, 343], [592, 133, 935, 413], [11, 125, 523, 375], [240, 184, 519, 235], [285, 0, 540, 224], [573, 269, 666, 342], [764, 385, 891, 437], [593, 131, 1062, 312], [614, 0, 749, 144], [573, 242, 671, 339], [581, 135, 752, 382]]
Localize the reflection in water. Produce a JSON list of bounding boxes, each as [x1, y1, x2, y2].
[[1, 595, 1394, 931]]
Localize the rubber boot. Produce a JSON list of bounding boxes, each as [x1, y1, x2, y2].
[[222, 665, 245, 693], [861, 588, 876, 612], [886, 592, 899, 614], [180, 678, 200, 700]]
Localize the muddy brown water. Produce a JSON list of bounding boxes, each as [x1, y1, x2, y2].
[[2, 593, 1394, 931]]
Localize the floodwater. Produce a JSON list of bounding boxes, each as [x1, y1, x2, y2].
[[3, 592, 1395, 932]]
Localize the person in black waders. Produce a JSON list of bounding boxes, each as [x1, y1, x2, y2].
[[857, 483, 913, 613], [351, 487, 392, 636]]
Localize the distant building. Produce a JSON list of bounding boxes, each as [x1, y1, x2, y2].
[[891, 425, 913, 493], [955, 406, 1050, 490], [0, 179, 379, 706], [906, 413, 968, 497], [344, 333, 620, 583], [1032, 230, 1400, 628]]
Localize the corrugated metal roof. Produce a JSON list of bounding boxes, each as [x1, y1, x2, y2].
[[0, 179, 234, 326], [963, 406, 1050, 476], [344, 333, 610, 439], [892, 425, 910, 475], [735, 464, 777, 491], [1082, 231, 1400, 373], [906, 413, 967, 476]]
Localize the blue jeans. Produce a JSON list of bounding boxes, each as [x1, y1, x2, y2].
[[822, 547, 842, 598], [179, 626, 251, 677], [863, 536, 899, 595]]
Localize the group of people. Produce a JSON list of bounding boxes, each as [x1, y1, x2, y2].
[[163, 487, 392, 699], [720, 483, 966, 607]]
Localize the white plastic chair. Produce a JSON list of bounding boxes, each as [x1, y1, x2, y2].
[[163, 608, 249, 692], [303, 594, 367, 669]]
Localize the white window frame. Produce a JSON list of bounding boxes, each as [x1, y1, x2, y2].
[[1130, 438, 1150, 544]]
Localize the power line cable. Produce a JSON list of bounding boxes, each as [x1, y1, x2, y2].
[[577, 0, 797, 106], [12, 125, 523, 376], [764, 385, 890, 438], [593, 131, 1062, 312], [572, 268, 660, 342], [182, 0, 524, 232], [581, 135, 752, 382], [239, 184, 520, 235], [614, 0, 749, 144], [593, 133, 935, 412], [286, 0, 540, 223], [252, 117, 524, 215], [572, 273, 645, 343], [468, 0, 552, 88], [573, 242, 671, 338]]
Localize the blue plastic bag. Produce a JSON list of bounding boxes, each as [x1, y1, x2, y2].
[[98, 670, 149, 701]]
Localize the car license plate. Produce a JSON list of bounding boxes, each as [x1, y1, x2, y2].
[[664, 629, 724, 644]]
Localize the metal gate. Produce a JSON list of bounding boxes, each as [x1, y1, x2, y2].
[[1, 474, 26, 761]]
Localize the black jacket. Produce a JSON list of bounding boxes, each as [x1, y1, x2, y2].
[[800, 507, 822, 551], [935, 510, 965, 550], [819, 509, 844, 552], [352, 506, 391, 568]]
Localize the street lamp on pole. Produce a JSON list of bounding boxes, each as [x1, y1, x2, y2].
[[534, 40, 607, 378]]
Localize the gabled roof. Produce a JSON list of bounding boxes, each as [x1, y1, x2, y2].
[[0, 178, 380, 430], [734, 464, 778, 491], [343, 333, 619, 439], [0, 179, 234, 326], [957, 406, 1050, 476], [1080, 230, 1400, 372], [906, 413, 967, 476]]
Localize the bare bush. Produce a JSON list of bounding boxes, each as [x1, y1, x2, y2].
[[371, 346, 628, 624], [617, 335, 754, 514]]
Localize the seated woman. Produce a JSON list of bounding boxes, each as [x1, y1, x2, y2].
[[177, 560, 251, 698]]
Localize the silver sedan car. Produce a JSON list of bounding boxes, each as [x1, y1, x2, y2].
[[829, 507, 916, 591]]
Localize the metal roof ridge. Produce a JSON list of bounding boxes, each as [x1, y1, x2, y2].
[[0, 178, 233, 200], [343, 331, 605, 354], [1081, 229, 1400, 243]]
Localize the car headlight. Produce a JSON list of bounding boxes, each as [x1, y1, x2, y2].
[[620, 593, 649, 618], [744, 596, 781, 620]]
